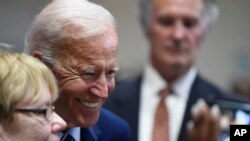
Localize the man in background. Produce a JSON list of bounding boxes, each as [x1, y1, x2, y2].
[[24, 0, 131, 140], [105, 0, 242, 141]]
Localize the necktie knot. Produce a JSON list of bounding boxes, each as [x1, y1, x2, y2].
[[159, 85, 171, 98]]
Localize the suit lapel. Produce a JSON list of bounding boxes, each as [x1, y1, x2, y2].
[[177, 75, 201, 141], [114, 76, 142, 141], [177, 75, 218, 141], [178, 75, 214, 141], [127, 77, 141, 141]]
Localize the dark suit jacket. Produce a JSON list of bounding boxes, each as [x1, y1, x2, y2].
[[105, 74, 243, 141], [80, 108, 131, 141]]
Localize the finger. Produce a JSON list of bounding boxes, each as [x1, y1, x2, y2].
[[207, 105, 221, 141], [192, 99, 209, 125], [188, 99, 210, 141], [187, 120, 195, 141]]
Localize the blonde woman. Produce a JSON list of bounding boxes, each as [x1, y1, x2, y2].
[[0, 51, 66, 141]]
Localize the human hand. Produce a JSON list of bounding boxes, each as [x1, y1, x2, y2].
[[187, 99, 221, 141]]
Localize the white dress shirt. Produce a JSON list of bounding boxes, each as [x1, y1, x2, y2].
[[59, 127, 80, 141], [138, 63, 197, 141], [69, 127, 80, 141]]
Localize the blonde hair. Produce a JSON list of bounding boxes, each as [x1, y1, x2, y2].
[[0, 51, 58, 120]]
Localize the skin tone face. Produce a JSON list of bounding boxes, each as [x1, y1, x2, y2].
[[147, 0, 205, 82], [3, 87, 66, 141], [53, 25, 119, 128]]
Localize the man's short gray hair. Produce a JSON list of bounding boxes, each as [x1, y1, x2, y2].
[[139, 0, 219, 30], [24, 0, 116, 66]]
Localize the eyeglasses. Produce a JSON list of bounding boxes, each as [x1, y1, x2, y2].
[[15, 105, 54, 121]]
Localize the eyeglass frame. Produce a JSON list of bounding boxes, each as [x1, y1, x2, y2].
[[14, 105, 55, 121]]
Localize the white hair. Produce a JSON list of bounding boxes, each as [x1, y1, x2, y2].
[[24, 0, 116, 66], [139, 0, 219, 30]]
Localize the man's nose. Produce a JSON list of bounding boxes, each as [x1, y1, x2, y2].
[[171, 22, 186, 40], [90, 74, 109, 98], [50, 112, 67, 133]]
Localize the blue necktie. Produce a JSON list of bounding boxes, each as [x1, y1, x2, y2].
[[61, 132, 76, 141]]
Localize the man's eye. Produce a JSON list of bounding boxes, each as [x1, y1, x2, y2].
[[81, 70, 95, 79], [106, 70, 116, 78], [184, 18, 198, 29], [157, 16, 174, 27]]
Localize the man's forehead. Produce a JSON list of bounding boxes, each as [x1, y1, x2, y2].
[[60, 32, 117, 51], [56, 37, 117, 59], [58, 37, 117, 53], [56, 52, 118, 71]]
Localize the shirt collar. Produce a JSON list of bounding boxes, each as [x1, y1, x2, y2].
[[59, 127, 80, 141], [173, 66, 197, 99], [143, 63, 166, 94], [142, 63, 197, 98], [69, 127, 80, 140]]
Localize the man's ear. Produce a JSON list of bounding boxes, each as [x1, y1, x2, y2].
[[32, 51, 52, 68], [32, 51, 43, 61]]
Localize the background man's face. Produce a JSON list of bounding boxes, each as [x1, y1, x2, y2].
[[54, 26, 119, 128], [148, 0, 205, 80]]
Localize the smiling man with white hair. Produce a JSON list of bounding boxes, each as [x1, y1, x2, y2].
[[24, 0, 131, 140]]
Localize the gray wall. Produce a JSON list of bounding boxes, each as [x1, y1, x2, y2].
[[0, 0, 249, 91]]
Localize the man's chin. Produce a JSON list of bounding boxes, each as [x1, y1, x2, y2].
[[80, 120, 98, 128], [78, 114, 100, 128]]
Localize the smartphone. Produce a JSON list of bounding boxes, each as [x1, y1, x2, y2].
[[207, 95, 250, 141]]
